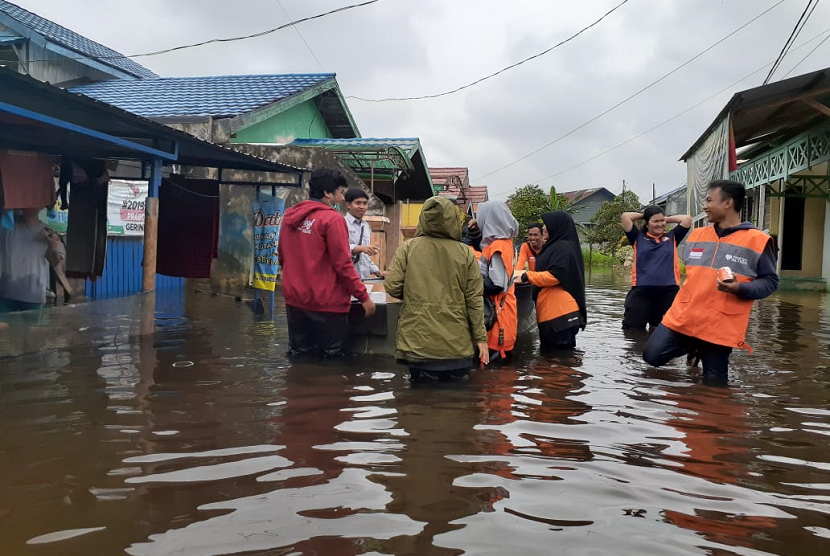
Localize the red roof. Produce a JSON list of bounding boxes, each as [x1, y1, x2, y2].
[[429, 167, 469, 188], [437, 185, 489, 209]]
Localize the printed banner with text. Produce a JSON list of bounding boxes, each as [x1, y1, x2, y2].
[[252, 193, 285, 291]]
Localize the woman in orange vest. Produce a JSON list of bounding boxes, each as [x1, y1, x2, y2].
[[515, 211, 586, 350], [475, 201, 519, 361], [516, 223, 544, 271]]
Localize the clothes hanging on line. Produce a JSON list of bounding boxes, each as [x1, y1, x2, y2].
[[0, 150, 55, 210], [65, 180, 108, 280], [156, 176, 219, 279]]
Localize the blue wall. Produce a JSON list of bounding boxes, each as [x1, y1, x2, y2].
[[85, 236, 184, 300]]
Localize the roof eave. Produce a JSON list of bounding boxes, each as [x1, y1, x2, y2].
[[0, 11, 146, 80], [228, 77, 355, 135]]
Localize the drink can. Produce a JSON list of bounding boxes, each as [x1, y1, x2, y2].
[[717, 266, 735, 282]]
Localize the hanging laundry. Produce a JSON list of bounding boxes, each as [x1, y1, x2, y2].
[[65, 180, 108, 279], [156, 176, 219, 279], [58, 157, 109, 210], [0, 150, 55, 210]]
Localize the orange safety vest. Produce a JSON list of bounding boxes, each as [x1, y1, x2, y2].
[[482, 238, 518, 355], [517, 242, 540, 272], [661, 226, 770, 349]]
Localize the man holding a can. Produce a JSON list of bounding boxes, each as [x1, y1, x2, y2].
[[643, 179, 778, 379]]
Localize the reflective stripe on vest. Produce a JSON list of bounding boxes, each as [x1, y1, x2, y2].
[[662, 226, 770, 348]]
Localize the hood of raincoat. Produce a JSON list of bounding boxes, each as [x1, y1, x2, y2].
[[417, 196, 461, 240], [476, 200, 519, 247]]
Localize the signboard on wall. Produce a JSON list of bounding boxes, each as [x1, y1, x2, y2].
[[252, 192, 285, 291], [107, 180, 148, 236]]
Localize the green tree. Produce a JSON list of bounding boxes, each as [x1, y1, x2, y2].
[[506, 184, 550, 240], [586, 190, 641, 258]]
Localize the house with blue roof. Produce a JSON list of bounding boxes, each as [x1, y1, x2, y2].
[[0, 0, 156, 85], [72, 73, 360, 144]]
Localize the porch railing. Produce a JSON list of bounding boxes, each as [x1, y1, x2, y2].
[[730, 123, 830, 188]]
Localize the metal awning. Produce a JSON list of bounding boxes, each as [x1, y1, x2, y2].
[[681, 67, 830, 160], [291, 138, 434, 201], [0, 67, 303, 179]]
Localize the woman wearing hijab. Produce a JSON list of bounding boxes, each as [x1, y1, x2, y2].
[[384, 196, 489, 381], [475, 201, 519, 360], [514, 211, 586, 349]]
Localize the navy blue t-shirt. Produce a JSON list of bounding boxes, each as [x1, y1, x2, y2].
[[625, 225, 689, 287]]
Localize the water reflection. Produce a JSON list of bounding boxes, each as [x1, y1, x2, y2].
[[1, 271, 829, 555]]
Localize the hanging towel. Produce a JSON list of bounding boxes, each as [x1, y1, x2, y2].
[[156, 176, 219, 279], [65, 180, 108, 279], [0, 150, 55, 210]]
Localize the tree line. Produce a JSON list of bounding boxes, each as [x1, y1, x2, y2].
[[506, 184, 642, 261]]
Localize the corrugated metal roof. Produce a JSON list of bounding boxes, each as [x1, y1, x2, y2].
[[292, 137, 433, 201], [71, 74, 337, 119], [429, 167, 470, 188], [561, 187, 613, 204], [0, 0, 157, 78], [438, 185, 488, 203], [293, 137, 421, 157], [0, 67, 304, 175], [681, 67, 830, 160]]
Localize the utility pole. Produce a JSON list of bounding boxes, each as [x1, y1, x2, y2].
[[622, 179, 626, 194], [652, 183, 656, 205]]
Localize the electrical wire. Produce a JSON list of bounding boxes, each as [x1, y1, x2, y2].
[[763, 0, 820, 84], [130, 0, 382, 58], [278, 0, 325, 71], [781, 21, 830, 77], [485, 27, 830, 199], [471, 0, 786, 183], [347, 0, 631, 102], [17, 0, 382, 64]]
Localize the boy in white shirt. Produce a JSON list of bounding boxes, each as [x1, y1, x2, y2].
[[344, 188, 384, 279]]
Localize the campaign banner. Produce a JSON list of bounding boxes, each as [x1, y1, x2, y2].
[[107, 180, 148, 236], [252, 193, 285, 291]]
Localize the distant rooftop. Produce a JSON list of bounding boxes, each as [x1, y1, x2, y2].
[[0, 0, 157, 78], [429, 167, 470, 189]]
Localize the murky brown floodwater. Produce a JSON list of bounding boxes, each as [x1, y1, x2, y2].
[[1, 269, 829, 556]]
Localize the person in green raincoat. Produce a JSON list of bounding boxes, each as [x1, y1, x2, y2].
[[384, 196, 489, 381]]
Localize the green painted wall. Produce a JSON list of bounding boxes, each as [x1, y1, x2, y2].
[[232, 100, 332, 143]]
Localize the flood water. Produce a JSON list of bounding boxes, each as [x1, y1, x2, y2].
[[1, 269, 829, 556]]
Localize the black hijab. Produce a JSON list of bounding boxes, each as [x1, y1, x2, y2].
[[534, 211, 586, 327]]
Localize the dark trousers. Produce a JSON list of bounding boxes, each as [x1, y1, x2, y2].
[[643, 324, 732, 375], [285, 305, 349, 356], [622, 286, 679, 329], [539, 324, 579, 350]]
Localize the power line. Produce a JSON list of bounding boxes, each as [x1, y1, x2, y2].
[[486, 26, 830, 199], [471, 0, 786, 183], [763, 0, 820, 84], [278, 0, 325, 72], [782, 28, 830, 77], [347, 0, 632, 102], [18, 0, 383, 65]]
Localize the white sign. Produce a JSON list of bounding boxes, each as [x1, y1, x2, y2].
[[107, 180, 147, 236]]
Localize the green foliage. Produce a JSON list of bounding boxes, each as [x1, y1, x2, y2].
[[507, 184, 550, 240], [586, 190, 641, 256], [549, 185, 577, 214], [582, 247, 615, 266]]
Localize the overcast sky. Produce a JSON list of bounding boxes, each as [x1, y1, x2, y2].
[[17, 0, 830, 203]]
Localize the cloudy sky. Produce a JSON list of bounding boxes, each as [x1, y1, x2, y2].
[[16, 0, 830, 203]]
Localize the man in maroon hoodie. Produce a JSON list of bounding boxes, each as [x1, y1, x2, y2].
[[278, 168, 375, 356]]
